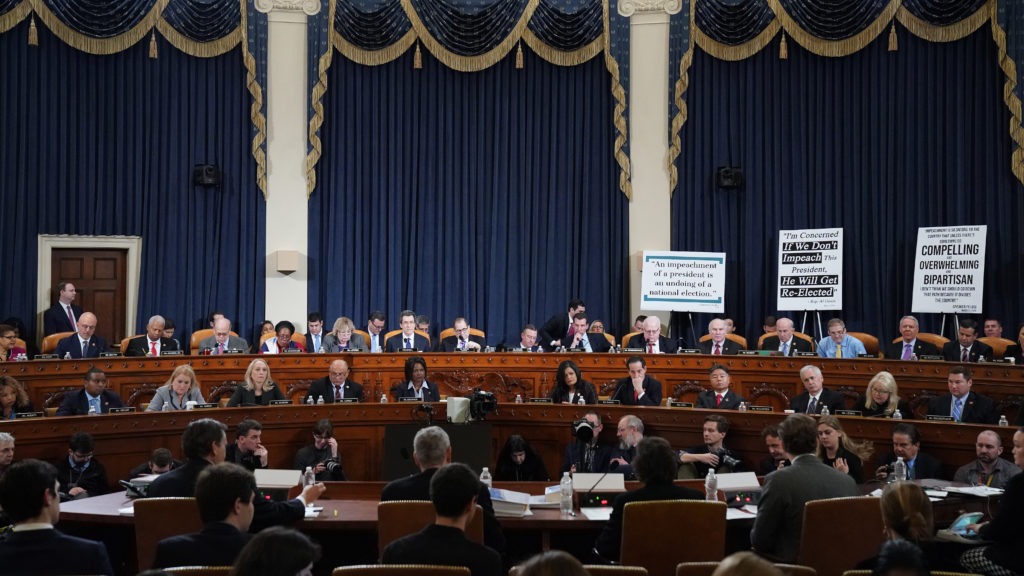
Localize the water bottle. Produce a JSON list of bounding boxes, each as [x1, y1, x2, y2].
[[162, 402, 171, 412], [306, 396, 314, 405], [738, 402, 748, 412], [705, 469, 718, 501], [892, 457, 907, 482], [515, 394, 523, 404], [479, 467, 493, 488], [560, 472, 573, 515], [88, 405, 97, 416], [577, 394, 585, 406], [316, 395, 325, 405], [892, 408, 903, 420], [64, 352, 72, 360], [380, 394, 388, 403], [303, 466, 315, 487], [820, 404, 830, 417], [614, 344, 622, 354], [999, 414, 1009, 427]]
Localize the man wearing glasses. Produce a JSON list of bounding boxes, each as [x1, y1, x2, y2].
[[55, 432, 108, 500], [55, 367, 124, 416], [436, 317, 486, 352], [304, 359, 363, 403]]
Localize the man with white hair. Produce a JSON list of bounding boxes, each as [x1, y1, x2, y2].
[[626, 316, 677, 353], [698, 318, 743, 355], [199, 317, 250, 354], [789, 365, 845, 414], [125, 315, 180, 356], [0, 433, 14, 479], [759, 317, 811, 356]]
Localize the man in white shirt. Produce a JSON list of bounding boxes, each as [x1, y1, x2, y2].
[[366, 311, 386, 353], [306, 312, 325, 353]]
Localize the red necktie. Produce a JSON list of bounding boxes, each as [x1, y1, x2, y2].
[[334, 385, 342, 401], [66, 306, 75, 328], [150, 341, 158, 355], [647, 343, 654, 354], [716, 394, 723, 407], [714, 344, 721, 355], [961, 347, 969, 362]]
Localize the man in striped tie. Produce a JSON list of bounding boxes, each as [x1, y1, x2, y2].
[[926, 365, 998, 424]]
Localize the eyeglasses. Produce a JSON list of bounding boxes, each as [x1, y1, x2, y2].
[[72, 452, 94, 460], [1, 335, 16, 340], [313, 434, 329, 440]]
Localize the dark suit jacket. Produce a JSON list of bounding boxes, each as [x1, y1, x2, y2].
[[549, 381, 598, 405], [304, 376, 363, 403], [560, 441, 614, 474], [55, 456, 109, 497], [539, 313, 572, 351], [789, 388, 845, 414], [884, 338, 940, 360], [153, 522, 251, 568], [436, 334, 487, 352], [394, 381, 441, 402], [380, 468, 505, 553], [611, 376, 663, 406], [880, 450, 944, 480], [594, 483, 703, 561], [55, 388, 124, 416], [226, 383, 286, 407], [1005, 344, 1024, 364], [385, 333, 430, 353], [54, 334, 109, 359], [759, 336, 813, 355], [124, 336, 180, 357], [978, 471, 1024, 573], [382, 524, 502, 575], [225, 444, 266, 472], [941, 340, 995, 363], [696, 389, 746, 409], [927, 391, 998, 424], [43, 303, 83, 335], [698, 339, 744, 355], [0, 528, 113, 575], [560, 332, 612, 353], [626, 334, 679, 354]]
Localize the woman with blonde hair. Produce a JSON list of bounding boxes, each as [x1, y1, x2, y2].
[[322, 316, 366, 352], [857, 482, 939, 570], [861, 371, 911, 418], [816, 415, 873, 482], [228, 359, 285, 406], [147, 365, 206, 411]]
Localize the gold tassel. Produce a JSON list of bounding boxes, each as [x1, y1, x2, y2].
[[515, 41, 523, 69], [28, 15, 38, 46], [888, 23, 898, 52], [149, 31, 158, 59], [413, 41, 422, 69], [779, 32, 788, 60]]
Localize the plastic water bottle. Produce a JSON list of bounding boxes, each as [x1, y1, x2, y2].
[[577, 395, 585, 406], [316, 395, 325, 405], [479, 467, 493, 488], [88, 405, 97, 416], [892, 457, 907, 482], [515, 394, 523, 404], [64, 352, 72, 360], [892, 408, 903, 420], [303, 466, 315, 487], [738, 402, 748, 412], [162, 402, 171, 412], [560, 472, 573, 516], [306, 396, 314, 405], [820, 404, 830, 417], [705, 469, 718, 501], [380, 394, 388, 403], [999, 414, 1009, 427]]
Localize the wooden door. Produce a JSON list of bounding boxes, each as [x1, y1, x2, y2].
[[51, 249, 128, 342]]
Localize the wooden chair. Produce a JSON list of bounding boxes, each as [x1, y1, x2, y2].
[[376, 501, 484, 555], [259, 330, 307, 350], [333, 565, 470, 576], [382, 329, 431, 349], [916, 332, 950, 350], [189, 328, 239, 351], [438, 327, 487, 340], [620, 500, 727, 576], [512, 567, 648, 576], [41, 331, 74, 354], [697, 333, 749, 349], [757, 331, 816, 352], [164, 567, 233, 575], [621, 331, 642, 349], [121, 335, 141, 354], [979, 337, 1014, 359], [602, 333, 617, 347], [134, 497, 203, 570], [846, 332, 879, 356], [797, 497, 883, 576], [352, 329, 371, 348]]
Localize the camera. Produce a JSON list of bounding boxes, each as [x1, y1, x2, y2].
[[469, 389, 498, 420], [716, 449, 741, 469], [322, 458, 342, 473], [572, 419, 595, 443]]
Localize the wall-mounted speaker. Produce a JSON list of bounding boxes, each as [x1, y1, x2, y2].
[[716, 166, 743, 189], [192, 164, 222, 187]]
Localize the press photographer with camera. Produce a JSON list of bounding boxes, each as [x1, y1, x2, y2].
[[677, 414, 742, 479], [560, 412, 613, 474], [293, 419, 346, 481]]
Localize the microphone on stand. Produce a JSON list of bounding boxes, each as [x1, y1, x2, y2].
[[581, 460, 621, 504]]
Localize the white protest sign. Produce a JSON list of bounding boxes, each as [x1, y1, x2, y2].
[[640, 251, 726, 313], [776, 228, 843, 311], [911, 225, 987, 313]]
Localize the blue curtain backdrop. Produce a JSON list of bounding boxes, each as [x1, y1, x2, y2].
[[308, 46, 628, 344], [0, 19, 266, 347], [671, 27, 1024, 341]]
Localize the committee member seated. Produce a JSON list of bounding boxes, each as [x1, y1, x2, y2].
[[0, 459, 113, 575], [322, 316, 366, 352], [540, 298, 586, 351], [42, 281, 83, 336], [509, 324, 542, 352], [941, 318, 995, 363], [626, 315, 678, 354], [952, 430, 1021, 489], [259, 320, 305, 354], [305, 359, 363, 403], [1003, 322, 1024, 364], [874, 423, 943, 481], [226, 420, 268, 472], [549, 360, 598, 404], [789, 365, 845, 414], [437, 317, 486, 352], [696, 364, 746, 409], [125, 315, 180, 356], [386, 310, 431, 352], [153, 462, 255, 569], [678, 414, 741, 478], [559, 312, 611, 352], [199, 317, 250, 354], [750, 414, 858, 562], [494, 435, 549, 482], [55, 432, 109, 500], [0, 324, 27, 361], [380, 426, 505, 554], [561, 411, 613, 474], [859, 371, 911, 418], [610, 356, 662, 406], [816, 318, 866, 358], [227, 359, 286, 407], [0, 376, 35, 419], [926, 365, 997, 424], [699, 318, 743, 355], [54, 312, 109, 359], [365, 310, 387, 353], [759, 318, 812, 356], [594, 437, 702, 561], [147, 364, 206, 411], [305, 312, 325, 353], [394, 355, 441, 402], [293, 419, 347, 482], [381, 463, 503, 576], [56, 367, 125, 416], [884, 315, 939, 360]]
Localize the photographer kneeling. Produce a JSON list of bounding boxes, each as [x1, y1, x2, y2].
[[677, 414, 742, 478], [294, 419, 346, 481]]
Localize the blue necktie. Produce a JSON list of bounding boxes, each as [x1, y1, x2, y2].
[[952, 398, 963, 422]]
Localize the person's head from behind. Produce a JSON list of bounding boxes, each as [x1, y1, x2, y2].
[[632, 436, 678, 486], [777, 413, 818, 457], [413, 426, 450, 469], [879, 483, 933, 543], [183, 418, 228, 463], [0, 459, 60, 524], [872, 539, 928, 576], [711, 551, 784, 576], [196, 462, 256, 531], [231, 526, 321, 576], [429, 462, 479, 520], [515, 550, 589, 576]]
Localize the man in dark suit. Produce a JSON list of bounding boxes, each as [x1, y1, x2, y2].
[[54, 312, 108, 359], [539, 298, 586, 351], [124, 314, 180, 356], [696, 364, 746, 409], [750, 414, 859, 562], [382, 462, 503, 575], [508, 324, 542, 352], [55, 367, 125, 416], [698, 318, 744, 355], [789, 365, 845, 414], [759, 425, 791, 475], [626, 316, 678, 353], [42, 281, 83, 336], [610, 414, 645, 480], [386, 310, 431, 352], [394, 356, 441, 402], [305, 312, 326, 353], [560, 312, 611, 353], [941, 319, 995, 362], [198, 317, 250, 354], [305, 359, 363, 403], [874, 422, 944, 481], [381, 426, 505, 554], [153, 462, 254, 569], [926, 365, 998, 424], [0, 459, 114, 575], [293, 419, 347, 482], [884, 315, 940, 360], [365, 310, 387, 353], [759, 317, 813, 356], [225, 420, 268, 472], [611, 356, 662, 406], [560, 411, 614, 473], [437, 317, 487, 352], [55, 432, 108, 500]]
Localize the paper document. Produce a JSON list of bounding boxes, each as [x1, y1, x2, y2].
[[580, 507, 613, 521]]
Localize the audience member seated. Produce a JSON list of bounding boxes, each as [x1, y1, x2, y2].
[[816, 318, 866, 358], [559, 312, 611, 353], [942, 318, 995, 363], [0, 375, 34, 419], [232, 526, 321, 576], [153, 462, 255, 569], [55, 432, 108, 500], [260, 320, 305, 354], [385, 310, 430, 352], [540, 298, 586, 351], [789, 364, 845, 414], [199, 316, 250, 354], [678, 414, 742, 478], [816, 415, 873, 482], [146, 364, 206, 411], [416, 314, 432, 337], [633, 315, 647, 333], [437, 317, 486, 352], [394, 355, 441, 402], [494, 435, 549, 482], [305, 312, 325, 353], [627, 315, 678, 353], [696, 364, 746, 409], [0, 323, 26, 362], [125, 315, 180, 356], [125, 447, 181, 479], [926, 365, 998, 424], [0, 432, 15, 480], [56, 367, 124, 416], [227, 359, 286, 407], [293, 419, 347, 482], [610, 414, 644, 480], [226, 419, 269, 472], [0, 459, 113, 575], [322, 316, 366, 352], [872, 540, 929, 576], [860, 371, 911, 418], [712, 552, 784, 576], [856, 483, 935, 571], [594, 436, 702, 561], [952, 430, 1021, 489], [560, 411, 613, 474], [610, 356, 663, 406], [762, 315, 777, 334], [305, 359, 363, 403], [43, 281, 84, 336], [514, 550, 589, 576], [750, 414, 858, 562], [1003, 322, 1024, 364], [381, 463, 503, 576], [759, 317, 811, 356], [699, 318, 743, 355], [875, 423, 943, 481], [758, 425, 791, 475], [884, 315, 939, 360], [548, 360, 598, 404], [54, 312, 109, 359]]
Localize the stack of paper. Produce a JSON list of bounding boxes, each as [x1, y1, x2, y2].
[[489, 487, 531, 517]]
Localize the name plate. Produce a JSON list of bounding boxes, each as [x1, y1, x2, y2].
[[283, 348, 303, 354], [857, 353, 877, 358], [986, 358, 1009, 364], [269, 400, 293, 405], [15, 411, 44, 419], [598, 399, 621, 405], [667, 400, 693, 408], [677, 349, 701, 354], [835, 410, 862, 417], [109, 407, 136, 413], [194, 403, 218, 409], [100, 352, 122, 357], [399, 397, 423, 402], [795, 351, 816, 357], [926, 414, 954, 422], [919, 355, 943, 361], [623, 348, 644, 353], [528, 398, 553, 403], [747, 405, 773, 412], [161, 350, 184, 356], [335, 397, 358, 403], [224, 349, 245, 354], [738, 350, 758, 356], [34, 354, 59, 360]]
